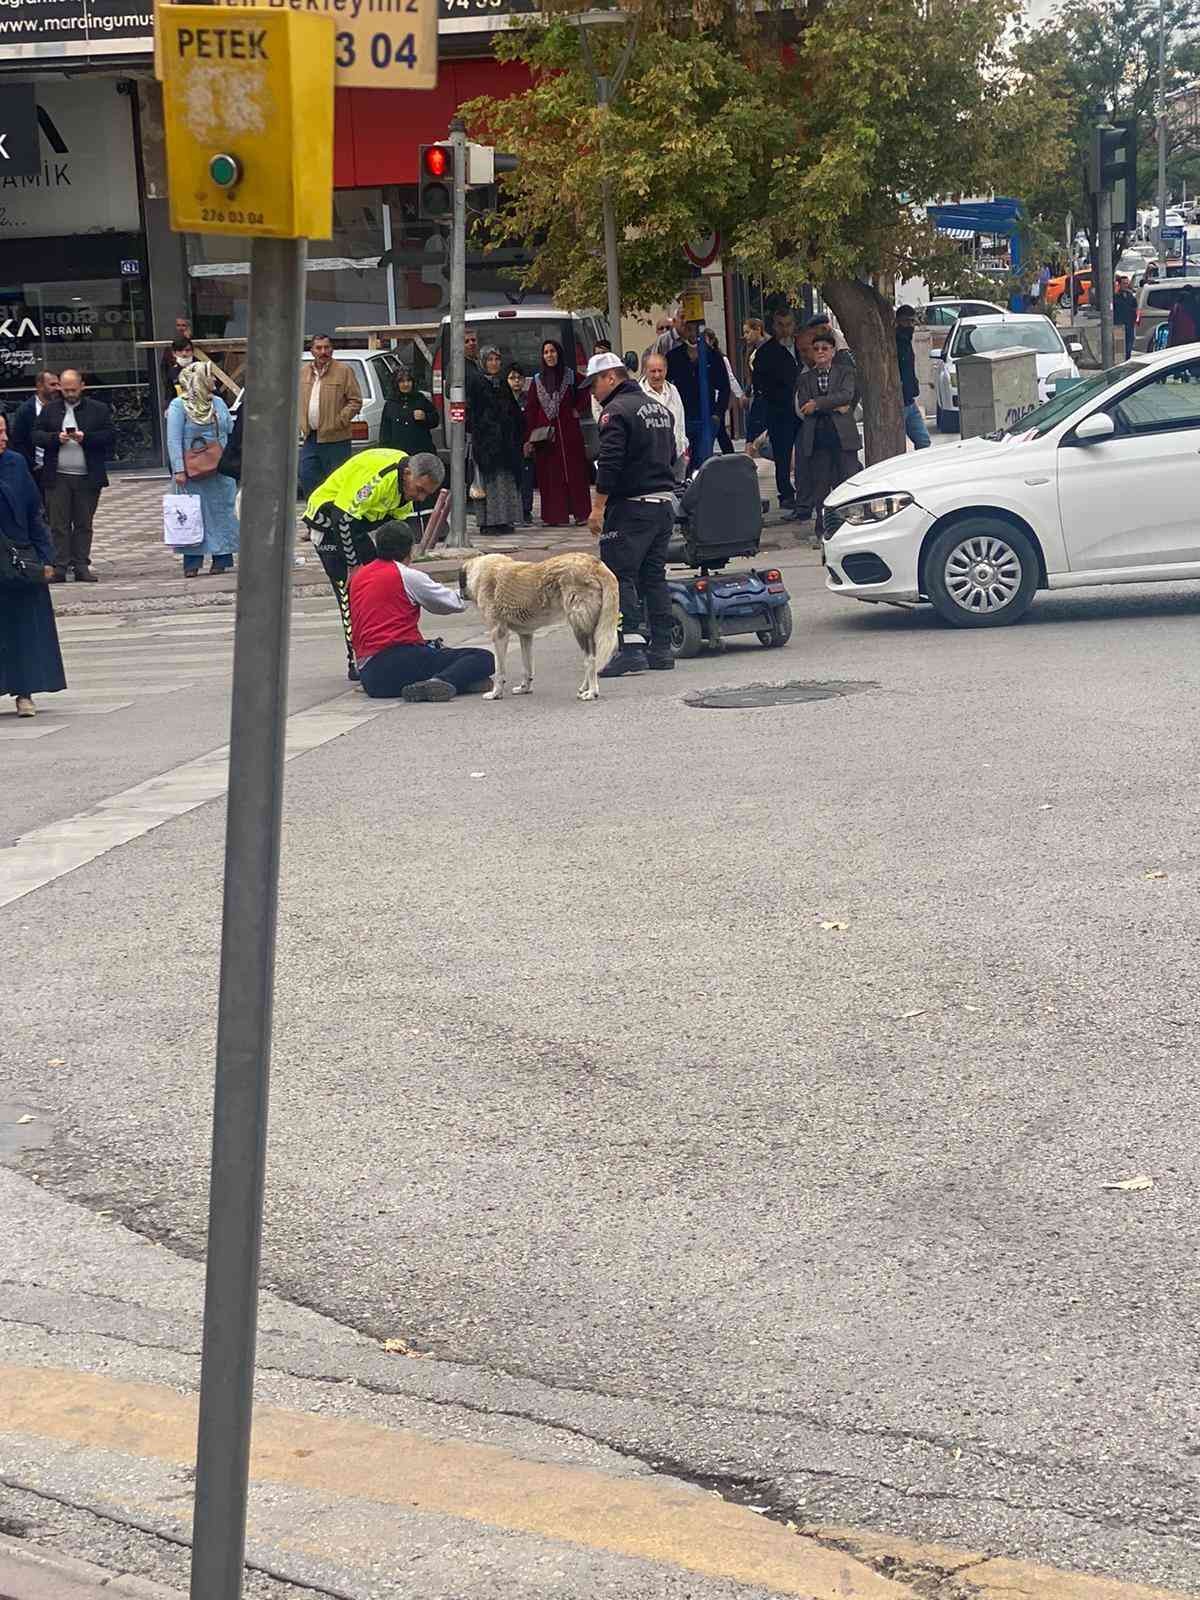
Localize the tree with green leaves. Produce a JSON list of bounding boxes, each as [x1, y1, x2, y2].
[[1016, 0, 1200, 263], [465, 0, 1069, 463]]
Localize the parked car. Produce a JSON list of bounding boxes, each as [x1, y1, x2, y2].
[[918, 297, 1006, 327], [1135, 276, 1200, 351], [433, 305, 609, 454], [822, 344, 1200, 628], [932, 313, 1080, 432], [299, 347, 405, 449]]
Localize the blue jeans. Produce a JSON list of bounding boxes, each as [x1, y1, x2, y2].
[[904, 401, 931, 450], [299, 434, 353, 499]]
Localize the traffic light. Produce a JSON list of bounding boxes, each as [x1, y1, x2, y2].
[[1089, 119, 1137, 231], [419, 143, 453, 221], [463, 147, 519, 215]]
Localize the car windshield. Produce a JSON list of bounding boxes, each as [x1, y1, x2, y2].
[[954, 321, 1063, 356], [1003, 362, 1142, 438]]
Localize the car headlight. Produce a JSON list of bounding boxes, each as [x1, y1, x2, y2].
[[838, 493, 915, 525]]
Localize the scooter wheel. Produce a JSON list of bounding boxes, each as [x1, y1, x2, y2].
[[757, 603, 793, 648], [671, 601, 704, 659]]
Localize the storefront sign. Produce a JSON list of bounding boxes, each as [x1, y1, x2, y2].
[[0, 85, 39, 178], [214, 0, 439, 90], [0, 0, 153, 59], [0, 81, 140, 238]]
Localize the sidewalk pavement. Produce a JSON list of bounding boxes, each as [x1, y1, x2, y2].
[[0, 1535, 183, 1599]]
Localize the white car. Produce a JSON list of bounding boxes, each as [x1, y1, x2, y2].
[[822, 344, 1200, 628], [933, 313, 1080, 432], [919, 296, 1006, 328]]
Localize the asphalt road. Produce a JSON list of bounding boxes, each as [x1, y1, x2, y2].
[[4, 553, 1200, 1591]]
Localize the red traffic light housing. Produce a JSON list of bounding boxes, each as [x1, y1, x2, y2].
[[418, 143, 453, 220]]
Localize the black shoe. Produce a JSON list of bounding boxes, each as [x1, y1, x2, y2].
[[646, 654, 676, 671], [48, 570, 67, 584], [598, 647, 649, 679], [73, 567, 98, 583], [402, 677, 457, 703], [347, 663, 359, 682]]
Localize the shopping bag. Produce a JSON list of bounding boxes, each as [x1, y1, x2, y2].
[[162, 492, 204, 546]]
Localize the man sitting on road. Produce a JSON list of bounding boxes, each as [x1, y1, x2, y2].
[[304, 447, 445, 680], [348, 522, 494, 702]]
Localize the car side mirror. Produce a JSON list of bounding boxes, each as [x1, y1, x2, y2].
[[1067, 340, 1083, 352], [931, 347, 944, 360], [1073, 411, 1116, 443]]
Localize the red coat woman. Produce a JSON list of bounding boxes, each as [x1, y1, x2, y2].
[[523, 339, 592, 525]]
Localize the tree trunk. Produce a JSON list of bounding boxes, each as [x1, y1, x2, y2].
[[821, 278, 906, 466]]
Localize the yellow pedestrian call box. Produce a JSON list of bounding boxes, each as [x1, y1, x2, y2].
[[160, 6, 334, 239]]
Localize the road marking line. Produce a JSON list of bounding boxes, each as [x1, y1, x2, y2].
[[0, 1366, 906, 1600], [0, 690, 388, 909]]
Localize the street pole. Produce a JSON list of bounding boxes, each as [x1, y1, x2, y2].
[[1097, 184, 1115, 368], [596, 77, 621, 345], [577, 19, 636, 346], [696, 326, 713, 466], [1157, 0, 1168, 241], [189, 234, 307, 1600], [447, 115, 469, 549]]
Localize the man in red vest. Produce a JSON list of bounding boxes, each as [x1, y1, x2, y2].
[[348, 522, 494, 701]]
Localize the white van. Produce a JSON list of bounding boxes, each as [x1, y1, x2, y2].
[[433, 306, 609, 452]]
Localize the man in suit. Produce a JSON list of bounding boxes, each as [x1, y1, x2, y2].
[[749, 308, 799, 508], [8, 369, 60, 499], [34, 369, 115, 583], [794, 331, 861, 541]]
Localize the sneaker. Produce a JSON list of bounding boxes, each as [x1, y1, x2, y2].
[[646, 655, 676, 671], [15, 696, 35, 718], [598, 647, 649, 679], [402, 677, 457, 703]]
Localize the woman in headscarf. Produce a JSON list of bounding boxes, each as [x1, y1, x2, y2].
[[165, 359, 239, 578], [0, 411, 65, 718], [506, 363, 536, 524], [522, 339, 591, 526], [379, 365, 437, 457], [471, 346, 524, 536]]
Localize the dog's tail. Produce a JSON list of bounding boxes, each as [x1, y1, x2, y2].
[[593, 567, 620, 672]]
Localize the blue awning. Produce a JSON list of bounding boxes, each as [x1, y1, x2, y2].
[[928, 198, 1024, 238]]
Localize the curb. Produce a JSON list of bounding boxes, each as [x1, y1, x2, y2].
[[0, 1533, 184, 1598], [2, 1367, 1195, 1600]]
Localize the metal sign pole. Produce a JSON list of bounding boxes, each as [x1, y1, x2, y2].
[[189, 233, 308, 1600], [446, 115, 469, 549], [1096, 186, 1115, 369], [696, 322, 713, 466]]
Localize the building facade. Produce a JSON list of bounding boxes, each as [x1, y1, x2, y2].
[[0, 0, 535, 468]]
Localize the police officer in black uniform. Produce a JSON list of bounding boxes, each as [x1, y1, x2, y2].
[[582, 351, 678, 676]]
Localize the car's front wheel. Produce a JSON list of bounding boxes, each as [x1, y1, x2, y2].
[[924, 519, 1038, 628]]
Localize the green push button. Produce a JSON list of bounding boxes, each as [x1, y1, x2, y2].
[[209, 153, 241, 189]]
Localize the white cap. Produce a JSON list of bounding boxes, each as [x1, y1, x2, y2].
[[580, 350, 627, 386]]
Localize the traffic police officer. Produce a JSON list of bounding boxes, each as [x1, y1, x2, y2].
[[583, 351, 678, 675], [304, 447, 445, 680]]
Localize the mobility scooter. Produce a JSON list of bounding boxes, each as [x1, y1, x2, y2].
[[663, 452, 793, 658]]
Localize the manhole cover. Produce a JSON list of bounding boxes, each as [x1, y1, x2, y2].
[[684, 679, 878, 709]]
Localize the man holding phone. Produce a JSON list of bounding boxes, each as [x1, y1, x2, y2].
[[34, 369, 115, 583]]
